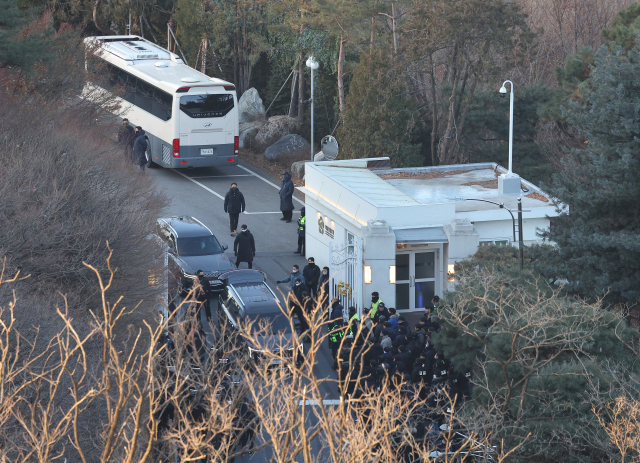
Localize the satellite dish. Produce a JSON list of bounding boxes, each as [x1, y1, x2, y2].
[[320, 135, 339, 160]]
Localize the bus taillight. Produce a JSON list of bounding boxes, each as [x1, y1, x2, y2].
[[224, 85, 235, 91], [234, 136, 239, 155], [172, 139, 180, 157]]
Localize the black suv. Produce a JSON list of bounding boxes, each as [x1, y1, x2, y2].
[[157, 216, 234, 294], [217, 270, 303, 369]]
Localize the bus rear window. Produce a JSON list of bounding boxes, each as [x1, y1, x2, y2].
[[180, 94, 234, 118]]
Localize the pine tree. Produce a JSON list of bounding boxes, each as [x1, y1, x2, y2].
[[0, 0, 59, 68], [337, 49, 424, 167], [434, 250, 638, 460], [538, 42, 640, 303]]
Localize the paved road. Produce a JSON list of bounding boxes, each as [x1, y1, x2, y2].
[[148, 162, 340, 462]]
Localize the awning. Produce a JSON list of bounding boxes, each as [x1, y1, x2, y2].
[[393, 227, 448, 243]]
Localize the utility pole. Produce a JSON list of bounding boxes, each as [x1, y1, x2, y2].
[[518, 197, 524, 270]]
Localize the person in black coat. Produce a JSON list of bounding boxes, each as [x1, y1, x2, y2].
[[117, 118, 135, 160], [317, 266, 330, 304], [224, 182, 246, 236], [233, 225, 255, 269], [302, 257, 321, 299], [279, 171, 295, 222], [133, 127, 148, 172]]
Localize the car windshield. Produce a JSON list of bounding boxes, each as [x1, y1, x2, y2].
[[244, 313, 291, 335], [177, 235, 223, 256], [180, 94, 234, 118]]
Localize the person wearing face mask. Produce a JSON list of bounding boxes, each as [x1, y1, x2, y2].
[[369, 292, 384, 323], [302, 257, 321, 299], [224, 182, 246, 236], [291, 278, 310, 338], [317, 267, 330, 309], [233, 224, 255, 269], [276, 264, 306, 290]]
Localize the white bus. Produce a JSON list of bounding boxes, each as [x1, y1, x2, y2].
[[84, 35, 239, 169]]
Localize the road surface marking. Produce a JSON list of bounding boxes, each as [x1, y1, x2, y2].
[[172, 170, 225, 200], [189, 175, 253, 178], [243, 211, 283, 215], [238, 165, 304, 205], [298, 399, 347, 406]]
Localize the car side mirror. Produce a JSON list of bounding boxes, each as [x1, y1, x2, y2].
[[222, 244, 228, 251]]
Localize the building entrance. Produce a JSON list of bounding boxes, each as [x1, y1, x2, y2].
[[395, 250, 437, 311]]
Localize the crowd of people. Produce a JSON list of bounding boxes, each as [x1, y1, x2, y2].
[[326, 293, 472, 405]]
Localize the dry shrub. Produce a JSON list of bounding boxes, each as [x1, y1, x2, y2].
[[0, 37, 168, 310]]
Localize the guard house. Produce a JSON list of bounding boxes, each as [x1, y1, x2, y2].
[[298, 158, 559, 313]]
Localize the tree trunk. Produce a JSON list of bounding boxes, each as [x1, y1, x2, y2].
[[370, 16, 375, 48], [289, 71, 298, 118], [391, 2, 398, 53], [201, 34, 207, 74], [429, 65, 438, 166], [438, 64, 460, 165], [338, 34, 346, 112], [297, 52, 305, 130], [93, 0, 115, 35]]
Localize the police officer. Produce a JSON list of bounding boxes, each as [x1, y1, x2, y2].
[[328, 311, 344, 369], [369, 292, 383, 322], [347, 306, 360, 338], [194, 269, 212, 323], [411, 352, 432, 398], [294, 207, 306, 254]]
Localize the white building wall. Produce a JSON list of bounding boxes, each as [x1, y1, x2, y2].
[[472, 217, 550, 245], [376, 203, 455, 227]]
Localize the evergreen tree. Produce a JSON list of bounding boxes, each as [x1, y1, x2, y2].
[[0, 0, 60, 68], [337, 49, 424, 167], [537, 41, 640, 304], [462, 84, 556, 185], [434, 248, 638, 460]]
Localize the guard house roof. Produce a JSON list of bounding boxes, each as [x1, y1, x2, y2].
[[85, 36, 233, 93], [309, 161, 556, 215]]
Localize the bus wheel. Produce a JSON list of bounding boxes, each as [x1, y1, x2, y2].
[[146, 145, 158, 168]]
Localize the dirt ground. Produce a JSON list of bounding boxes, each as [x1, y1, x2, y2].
[[239, 148, 306, 187]]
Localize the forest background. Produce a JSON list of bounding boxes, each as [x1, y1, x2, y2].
[[4, 0, 639, 185]]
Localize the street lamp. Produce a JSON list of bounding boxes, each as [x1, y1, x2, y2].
[[463, 198, 530, 269], [499, 80, 515, 175], [498, 80, 522, 194], [306, 56, 319, 161]]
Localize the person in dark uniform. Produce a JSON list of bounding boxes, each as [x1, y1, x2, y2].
[[233, 224, 255, 269], [224, 182, 246, 237], [194, 269, 212, 323], [302, 256, 320, 299], [294, 207, 306, 254], [117, 118, 135, 160], [279, 171, 295, 222], [133, 126, 148, 172]]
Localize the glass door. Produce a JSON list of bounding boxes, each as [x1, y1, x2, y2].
[[394, 251, 437, 311]]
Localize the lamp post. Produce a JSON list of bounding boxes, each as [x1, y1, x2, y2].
[[463, 198, 530, 269], [499, 80, 515, 175], [306, 56, 319, 161]]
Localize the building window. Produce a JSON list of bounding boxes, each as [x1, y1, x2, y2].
[[347, 232, 355, 256], [479, 239, 510, 247]]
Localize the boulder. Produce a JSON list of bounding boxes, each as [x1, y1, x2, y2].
[[255, 116, 297, 150], [237, 88, 266, 124], [291, 160, 307, 178], [238, 120, 264, 149], [264, 134, 310, 160]]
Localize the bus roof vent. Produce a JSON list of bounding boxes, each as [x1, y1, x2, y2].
[[120, 40, 160, 59], [181, 77, 200, 83], [154, 62, 169, 68]]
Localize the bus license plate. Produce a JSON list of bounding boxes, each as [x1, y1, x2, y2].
[[201, 148, 214, 155]]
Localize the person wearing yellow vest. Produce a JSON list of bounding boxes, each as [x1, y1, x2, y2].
[[369, 292, 383, 323], [347, 306, 360, 337], [294, 207, 306, 255]]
